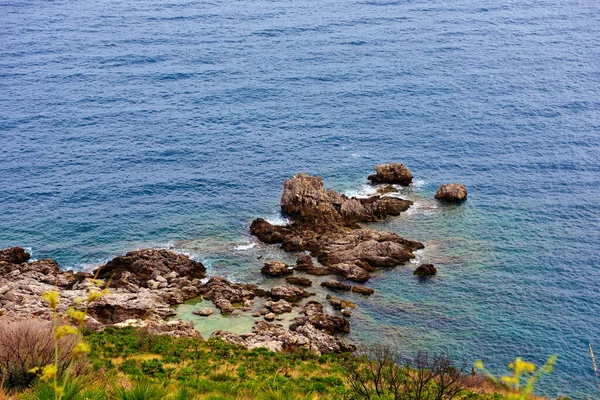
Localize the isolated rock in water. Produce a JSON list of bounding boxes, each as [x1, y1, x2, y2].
[[193, 309, 214, 317], [261, 260, 293, 277], [285, 276, 312, 287], [200, 276, 264, 314], [96, 249, 206, 288], [434, 183, 468, 202], [368, 163, 413, 185], [0, 247, 31, 264], [321, 280, 352, 291], [327, 295, 356, 310], [295, 255, 315, 271], [291, 301, 351, 335], [352, 285, 375, 295], [413, 263, 437, 276]]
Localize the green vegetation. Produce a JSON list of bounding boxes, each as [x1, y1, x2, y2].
[[0, 324, 558, 399]]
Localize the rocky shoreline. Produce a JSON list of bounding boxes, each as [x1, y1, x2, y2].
[[0, 164, 466, 354]]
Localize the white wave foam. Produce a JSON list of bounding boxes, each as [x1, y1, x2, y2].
[[409, 249, 425, 265], [411, 180, 426, 188], [345, 184, 378, 199], [265, 215, 290, 226], [234, 242, 256, 251], [351, 153, 361, 158]]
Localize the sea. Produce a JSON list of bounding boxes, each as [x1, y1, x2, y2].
[[1, 0, 599, 396]]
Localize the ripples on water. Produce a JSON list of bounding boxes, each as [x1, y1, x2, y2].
[[1, 0, 599, 395]]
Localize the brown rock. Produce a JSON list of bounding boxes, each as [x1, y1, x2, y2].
[[327, 295, 356, 310], [321, 281, 351, 291], [327, 263, 371, 283], [261, 260, 293, 277], [0, 247, 30, 264], [95, 249, 206, 288], [352, 285, 375, 295], [434, 183, 468, 202], [264, 313, 276, 321], [270, 284, 311, 303], [264, 299, 293, 314], [193, 308, 213, 317], [367, 163, 413, 185], [413, 263, 437, 276], [285, 276, 312, 287]]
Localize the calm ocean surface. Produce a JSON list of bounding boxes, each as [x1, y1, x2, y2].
[[1, 0, 599, 395]]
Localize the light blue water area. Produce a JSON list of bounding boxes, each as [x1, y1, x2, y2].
[[1, 0, 599, 395]]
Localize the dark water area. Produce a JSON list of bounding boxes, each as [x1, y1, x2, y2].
[[1, 0, 599, 395]]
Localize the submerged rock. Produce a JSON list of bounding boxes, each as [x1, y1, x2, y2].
[[321, 280, 352, 291], [413, 263, 437, 276], [434, 183, 468, 202], [367, 163, 413, 185], [285, 276, 312, 287], [193, 309, 214, 317]]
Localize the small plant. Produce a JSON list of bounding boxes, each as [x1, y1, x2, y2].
[[474, 355, 557, 399], [111, 380, 167, 400]]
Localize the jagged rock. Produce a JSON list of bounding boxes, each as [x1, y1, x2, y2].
[[321, 281, 351, 291], [413, 263, 437, 276], [291, 301, 351, 335], [270, 284, 311, 303], [285, 276, 312, 287], [261, 260, 293, 277], [264, 299, 293, 314], [327, 263, 371, 283], [295, 255, 315, 271], [434, 183, 468, 202], [193, 308, 214, 317], [352, 285, 375, 295], [95, 249, 206, 289], [368, 163, 413, 185], [0, 247, 30, 264]]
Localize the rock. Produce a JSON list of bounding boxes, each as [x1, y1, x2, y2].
[[342, 310, 352, 317], [270, 284, 311, 303], [252, 312, 261, 317], [327, 295, 356, 310], [214, 298, 234, 314], [0, 247, 30, 264], [413, 263, 437, 276], [295, 255, 315, 271], [285, 276, 312, 287], [264, 299, 293, 314], [434, 183, 468, 202], [261, 260, 293, 277], [264, 313, 276, 321], [321, 280, 352, 291], [376, 185, 397, 195], [352, 285, 375, 295], [368, 163, 413, 185], [95, 249, 206, 289], [327, 263, 371, 283], [259, 308, 269, 315], [193, 308, 214, 317], [291, 301, 351, 335], [200, 276, 265, 314]]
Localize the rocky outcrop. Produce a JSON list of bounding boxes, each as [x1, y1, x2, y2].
[[261, 260, 293, 277], [0, 247, 208, 328], [327, 295, 356, 310], [368, 163, 413, 185], [435, 183, 468, 202], [413, 263, 437, 276], [0, 247, 31, 264], [251, 174, 422, 287], [96, 249, 206, 289], [193, 309, 213, 317], [264, 299, 293, 314], [285, 276, 312, 287]]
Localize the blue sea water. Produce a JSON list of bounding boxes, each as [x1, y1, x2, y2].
[[1, 0, 599, 395]]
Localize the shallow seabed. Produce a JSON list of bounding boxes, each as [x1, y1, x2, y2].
[[1, 0, 599, 395]]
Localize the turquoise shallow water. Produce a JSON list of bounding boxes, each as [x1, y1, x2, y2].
[[1, 0, 599, 395]]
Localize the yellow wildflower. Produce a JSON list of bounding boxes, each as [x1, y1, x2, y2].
[[28, 367, 40, 374], [72, 342, 90, 357], [473, 360, 484, 370], [40, 364, 57, 382], [42, 291, 59, 310], [67, 307, 86, 324], [87, 290, 103, 303], [54, 325, 78, 340], [514, 357, 535, 373], [501, 375, 519, 386], [88, 278, 105, 287]]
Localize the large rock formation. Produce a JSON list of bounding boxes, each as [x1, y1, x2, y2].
[[434, 183, 468, 202], [261, 260, 293, 277], [367, 163, 413, 185], [0, 247, 206, 330], [250, 174, 423, 286]]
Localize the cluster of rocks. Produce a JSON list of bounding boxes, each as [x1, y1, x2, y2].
[[0, 247, 205, 336]]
